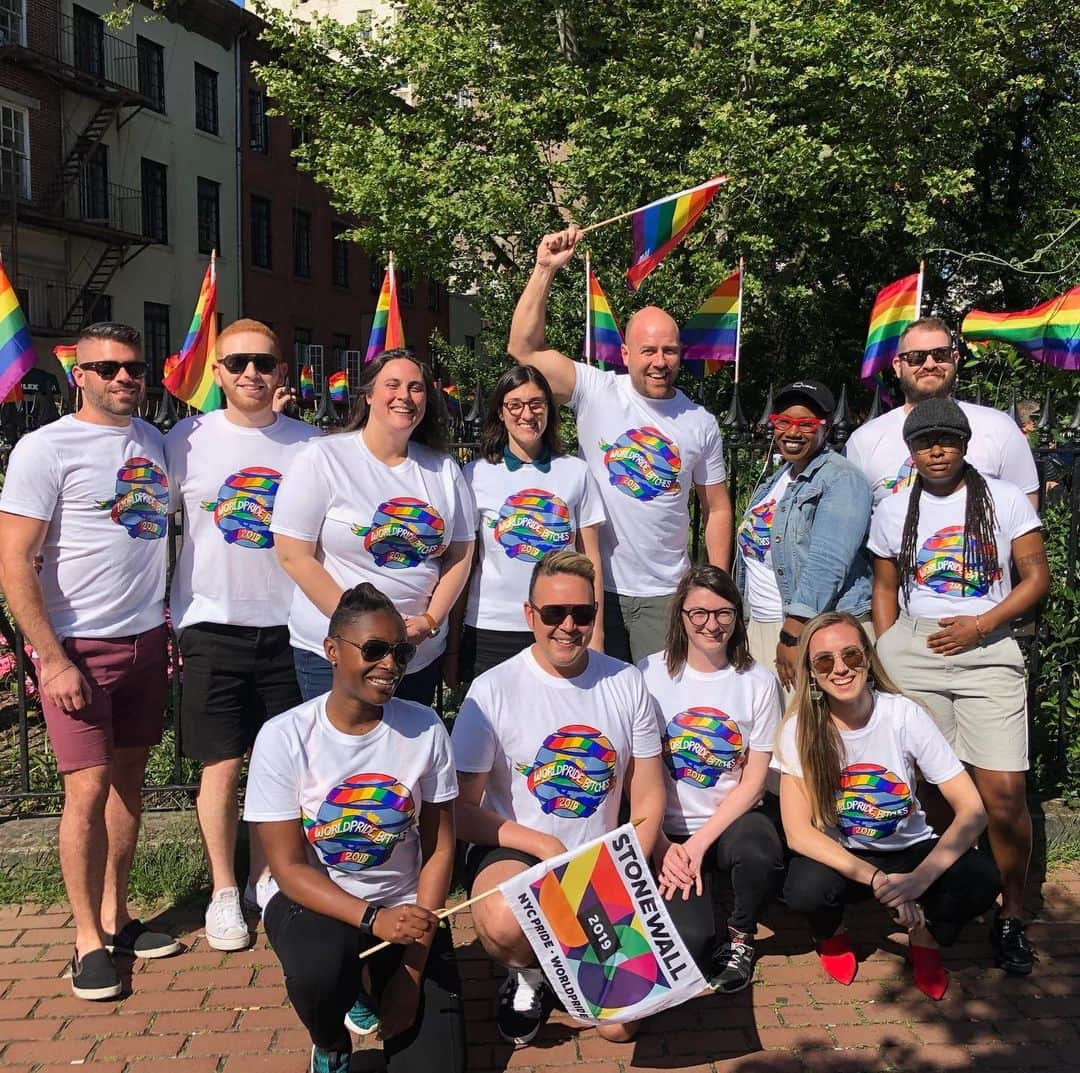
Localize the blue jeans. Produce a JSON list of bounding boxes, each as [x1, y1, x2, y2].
[[292, 647, 441, 708]]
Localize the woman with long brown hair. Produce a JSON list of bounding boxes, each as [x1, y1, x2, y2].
[[776, 611, 999, 999]]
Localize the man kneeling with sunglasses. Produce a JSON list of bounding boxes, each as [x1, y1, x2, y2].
[[451, 549, 666, 1047]]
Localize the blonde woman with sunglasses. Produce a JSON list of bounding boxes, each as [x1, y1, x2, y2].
[[775, 612, 999, 1000]]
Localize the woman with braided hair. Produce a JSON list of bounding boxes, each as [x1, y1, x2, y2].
[[868, 397, 1049, 976]]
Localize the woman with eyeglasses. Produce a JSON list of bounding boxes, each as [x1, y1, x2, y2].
[[272, 349, 475, 707], [638, 565, 784, 993], [776, 611, 999, 1000], [449, 366, 605, 686], [734, 380, 873, 695], [869, 397, 1049, 976], [245, 584, 464, 1073]]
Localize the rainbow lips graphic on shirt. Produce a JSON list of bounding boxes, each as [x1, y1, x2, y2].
[[836, 763, 913, 841], [737, 499, 775, 562], [599, 427, 681, 501], [516, 725, 617, 818], [490, 488, 572, 562], [200, 466, 282, 549], [302, 773, 415, 871], [882, 456, 917, 494], [663, 707, 744, 788], [96, 457, 168, 540], [915, 525, 1001, 597], [352, 497, 446, 569]]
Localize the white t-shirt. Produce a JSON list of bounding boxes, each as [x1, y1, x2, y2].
[[570, 364, 727, 597], [638, 653, 781, 837], [165, 410, 320, 631], [451, 647, 662, 850], [868, 476, 1041, 618], [243, 694, 457, 907], [0, 415, 168, 640], [463, 455, 605, 632], [736, 469, 792, 622], [270, 433, 474, 670], [844, 401, 1038, 505], [775, 691, 963, 851]]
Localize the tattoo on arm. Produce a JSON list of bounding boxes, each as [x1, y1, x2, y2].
[[1015, 552, 1048, 568]]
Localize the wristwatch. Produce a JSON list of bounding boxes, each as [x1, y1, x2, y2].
[[421, 612, 441, 638], [359, 903, 381, 936], [778, 629, 800, 647]]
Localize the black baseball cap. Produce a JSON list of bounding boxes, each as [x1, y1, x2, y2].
[[774, 380, 835, 419], [902, 397, 972, 446]]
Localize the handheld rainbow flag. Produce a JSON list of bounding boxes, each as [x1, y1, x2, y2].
[[681, 265, 742, 378], [961, 286, 1080, 372], [163, 255, 222, 412], [583, 255, 625, 370], [442, 383, 461, 419], [365, 254, 405, 363], [623, 177, 727, 291], [328, 369, 349, 403], [0, 256, 37, 403], [860, 268, 923, 382], [53, 344, 77, 388], [299, 366, 315, 402]]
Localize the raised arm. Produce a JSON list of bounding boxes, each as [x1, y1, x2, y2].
[[507, 229, 582, 405]]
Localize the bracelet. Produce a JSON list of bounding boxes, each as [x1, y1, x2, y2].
[[974, 615, 986, 638], [421, 613, 438, 634], [869, 868, 884, 889], [42, 663, 75, 687]]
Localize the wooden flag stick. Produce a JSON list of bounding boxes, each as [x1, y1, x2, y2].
[[579, 205, 643, 237]]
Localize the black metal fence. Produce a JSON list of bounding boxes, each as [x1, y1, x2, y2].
[[0, 380, 1077, 817]]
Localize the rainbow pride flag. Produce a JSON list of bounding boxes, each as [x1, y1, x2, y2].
[[365, 259, 405, 363], [961, 286, 1080, 372], [163, 257, 222, 412], [0, 259, 37, 403], [626, 177, 726, 291], [328, 369, 349, 403], [860, 271, 922, 381], [53, 344, 77, 388], [681, 268, 741, 375], [584, 268, 625, 370], [442, 383, 461, 418], [299, 365, 315, 402]]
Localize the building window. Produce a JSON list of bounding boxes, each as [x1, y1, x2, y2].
[[427, 278, 441, 312], [194, 63, 219, 135], [369, 258, 382, 294], [80, 144, 108, 221], [143, 302, 170, 382], [293, 208, 311, 278], [248, 88, 269, 153], [137, 36, 165, 111], [141, 158, 167, 243], [331, 224, 349, 288], [0, 0, 26, 47], [399, 268, 414, 307], [332, 333, 350, 368], [294, 327, 312, 374], [73, 5, 104, 79], [464, 334, 476, 354], [197, 177, 220, 254], [290, 117, 310, 151], [87, 293, 112, 323], [250, 195, 271, 269], [0, 102, 30, 200]]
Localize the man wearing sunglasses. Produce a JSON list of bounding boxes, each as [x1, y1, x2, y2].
[[508, 228, 733, 665], [164, 319, 318, 951], [845, 317, 1038, 508], [0, 322, 179, 999], [452, 550, 665, 1047]]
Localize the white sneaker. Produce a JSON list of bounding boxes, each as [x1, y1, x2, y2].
[[204, 887, 251, 951], [243, 874, 272, 916]]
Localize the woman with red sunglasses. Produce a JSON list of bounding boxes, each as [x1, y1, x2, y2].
[[734, 381, 873, 695], [776, 611, 999, 999]]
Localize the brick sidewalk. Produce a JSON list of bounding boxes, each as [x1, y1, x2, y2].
[[0, 863, 1077, 1073]]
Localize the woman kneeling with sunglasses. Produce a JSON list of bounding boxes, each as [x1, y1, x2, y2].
[[244, 584, 464, 1073], [776, 612, 999, 999]]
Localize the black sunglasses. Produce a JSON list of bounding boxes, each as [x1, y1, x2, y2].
[[529, 602, 597, 627], [219, 353, 280, 375], [896, 346, 958, 367], [77, 360, 147, 380], [333, 635, 416, 666]]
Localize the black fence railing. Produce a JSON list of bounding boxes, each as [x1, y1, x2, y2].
[[58, 12, 141, 94]]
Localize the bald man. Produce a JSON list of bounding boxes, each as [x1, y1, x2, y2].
[[509, 228, 733, 663]]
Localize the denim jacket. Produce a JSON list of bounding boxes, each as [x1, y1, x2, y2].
[[735, 447, 872, 620]]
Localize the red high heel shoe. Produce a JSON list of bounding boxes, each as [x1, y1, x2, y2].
[[816, 933, 857, 985], [908, 942, 948, 1000]]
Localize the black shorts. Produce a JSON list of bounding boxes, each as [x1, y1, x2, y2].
[[460, 626, 534, 684], [462, 844, 541, 895], [180, 622, 301, 762]]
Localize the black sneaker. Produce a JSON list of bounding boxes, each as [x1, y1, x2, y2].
[[496, 968, 546, 1045], [104, 920, 181, 960], [710, 929, 757, 993], [991, 915, 1037, 975], [70, 948, 121, 1001]]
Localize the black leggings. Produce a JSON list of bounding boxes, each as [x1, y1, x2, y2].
[[663, 808, 785, 971], [263, 893, 465, 1073], [783, 839, 1000, 946]]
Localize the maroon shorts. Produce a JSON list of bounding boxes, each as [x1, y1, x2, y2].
[[37, 624, 169, 774]]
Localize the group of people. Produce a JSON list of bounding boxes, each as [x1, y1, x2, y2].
[[0, 225, 1050, 1073]]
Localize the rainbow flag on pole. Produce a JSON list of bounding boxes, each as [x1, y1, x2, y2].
[[299, 365, 315, 402], [163, 256, 222, 412], [53, 344, 77, 388], [584, 264, 625, 370], [681, 267, 742, 375], [365, 256, 405, 363], [328, 369, 349, 403], [442, 382, 461, 419], [0, 258, 37, 403], [860, 269, 923, 381], [626, 177, 727, 291], [961, 286, 1080, 372]]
